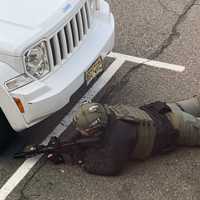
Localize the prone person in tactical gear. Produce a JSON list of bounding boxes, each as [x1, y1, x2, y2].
[[14, 96, 200, 176], [71, 96, 200, 176]]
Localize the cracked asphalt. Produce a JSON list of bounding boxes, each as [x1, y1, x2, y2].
[[1, 0, 200, 199]]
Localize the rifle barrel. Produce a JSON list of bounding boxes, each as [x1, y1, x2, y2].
[[14, 136, 101, 159]]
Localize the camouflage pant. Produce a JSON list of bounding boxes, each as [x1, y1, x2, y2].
[[167, 96, 200, 146]]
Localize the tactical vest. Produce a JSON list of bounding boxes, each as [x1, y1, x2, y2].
[[104, 102, 177, 160], [105, 104, 156, 159]]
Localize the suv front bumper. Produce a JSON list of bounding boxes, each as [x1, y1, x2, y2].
[[8, 1, 114, 131]]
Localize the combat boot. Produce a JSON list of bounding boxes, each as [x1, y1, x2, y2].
[[167, 102, 200, 146], [176, 95, 200, 117]]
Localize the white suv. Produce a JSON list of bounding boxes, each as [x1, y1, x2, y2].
[[0, 0, 114, 142]]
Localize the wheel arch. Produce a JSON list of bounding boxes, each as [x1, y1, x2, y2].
[[0, 107, 14, 131]]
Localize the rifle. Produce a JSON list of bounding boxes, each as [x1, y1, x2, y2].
[[14, 136, 101, 164]]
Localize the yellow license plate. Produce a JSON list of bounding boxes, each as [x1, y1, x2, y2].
[[85, 57, 103, 84]]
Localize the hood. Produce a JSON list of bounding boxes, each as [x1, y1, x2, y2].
[[0, 0, 70, 28], [0, 0, 76, 56]]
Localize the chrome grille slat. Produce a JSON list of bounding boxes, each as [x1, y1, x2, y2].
[[59, 29, 68, 59], [85, 1, 91, 28], [76, 12, 84, 40], [47, 40, 54, 67], [50, 38, 56, 66], [57, 31, 64, 59], [70, 20, 76, 47], [81, 6, 88, 34], [48, 0, 91, 67], [63, 26, 70, 53], [71, 18, 79, 47], [66, 23, 74, 52], [53, 34, 62, 65]]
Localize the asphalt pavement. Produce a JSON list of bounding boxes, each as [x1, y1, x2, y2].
[[1, 0, 200, 199]]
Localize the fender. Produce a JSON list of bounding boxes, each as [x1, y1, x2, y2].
[[0, 62, 27, 132]]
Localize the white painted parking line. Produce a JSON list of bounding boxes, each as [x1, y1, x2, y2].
[[0, 52, 185, 200], [0, 56, 125, 200], [109, 52, 185, 72]]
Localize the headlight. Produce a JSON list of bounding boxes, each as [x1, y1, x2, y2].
[[24, 41, 50, 79]]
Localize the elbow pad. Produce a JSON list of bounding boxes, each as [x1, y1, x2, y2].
[[82, 148, 125, 176]]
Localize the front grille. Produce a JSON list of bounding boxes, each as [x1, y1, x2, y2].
[[47, 0, 91, 67]]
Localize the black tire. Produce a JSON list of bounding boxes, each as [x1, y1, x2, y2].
[[0, 110, 15, 150]]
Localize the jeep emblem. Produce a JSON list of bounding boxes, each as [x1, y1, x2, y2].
[[63, 3, 71, 13]]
